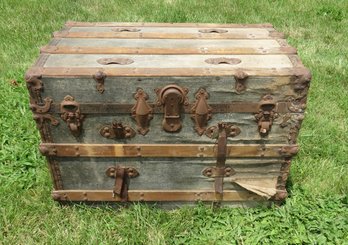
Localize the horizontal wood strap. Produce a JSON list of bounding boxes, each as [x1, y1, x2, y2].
[[27, 67, 308, 78], [65, 22, 274, 28], [51, 189, 267, 202], [39, 143, 298, 158], [40, 45, 297, 55], [53, 31, 283, 40], [50, 101, 290, 114]]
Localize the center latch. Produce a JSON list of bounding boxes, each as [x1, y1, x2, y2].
[[155, 85, 189, 132]]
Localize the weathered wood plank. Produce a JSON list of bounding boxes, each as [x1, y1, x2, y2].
[[45, 38, 283, 49], [41, 45, 296, 55], [53, 31, 283, 40], [52, 190, 266, 202], [40, 143, 298, 158], [27, 66, 308, 77], [43, 54, 293, 69], [65, 21, 274, 28], [68, 26, 271, 35]]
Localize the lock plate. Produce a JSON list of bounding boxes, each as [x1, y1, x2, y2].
[[155, 85, 189, 132]]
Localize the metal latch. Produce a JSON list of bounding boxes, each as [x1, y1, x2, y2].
[[191, 88, 212, 135], [100, 121, 136, 139], [131, 88, 153, 135], [255, 95, 277, 136], [155, 85, 189, 132], [60, 95, 85, 137], [106, 166, 139, 201]]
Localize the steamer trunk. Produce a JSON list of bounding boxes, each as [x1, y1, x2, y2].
[[26, 22, 311, 207]]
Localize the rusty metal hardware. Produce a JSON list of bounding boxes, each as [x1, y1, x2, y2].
[[255, 95, 277, 136], [100, 121, 136, 139], [26, 74, 58, 142], [202, 166, 235, 178], [234, 70, 248, 93], [155, 85, 189, 132], [131, 88, 153, 135], [25, 74, 43, 103], [279, 145, 299, 156], [198, 28, 228, 33], [205, 123, 241, 139], [112, 27, 141, 32], [191, 88, 212, 135], [280, 113, 305, 144], [287, 70, 311, 113], [60, 95, 85, 137], [205, 57, 241, 65], [97, 58, 134, 65], [215, 122, 229, 200], [39, 145, 57, 156], [93, 71, 106, 94], [106, 166, 139, 201], [293, 70, 311, 94], [30, 97, 59, 129]]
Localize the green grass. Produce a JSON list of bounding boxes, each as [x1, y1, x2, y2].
[[0, 0, 347, 244]]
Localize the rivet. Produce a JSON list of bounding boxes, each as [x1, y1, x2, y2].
[[136, 146, 141, 157], [140, 192, 144, 201], [83, 192, 88, 201]]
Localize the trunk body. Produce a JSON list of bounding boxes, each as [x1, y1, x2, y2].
[[26, 22, 310, 207]]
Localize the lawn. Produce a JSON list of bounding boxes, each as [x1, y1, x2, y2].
[[0, 0, 347, 244]]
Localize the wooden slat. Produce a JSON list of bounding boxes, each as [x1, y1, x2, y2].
[[39, 143, 298, 158], [53, 31, 283, 39], [52, 190, 266, 202], [65, 21, 274, 28], [27, 66, 308, 78], [40, 45, 297, 55], [50, 101, 290, 114]]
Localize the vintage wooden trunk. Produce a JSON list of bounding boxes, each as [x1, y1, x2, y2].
[[25, 22, 311, 207]]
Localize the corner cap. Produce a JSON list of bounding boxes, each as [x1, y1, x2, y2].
[[24, 71, 42, 82], [294, 68, 312, 82]]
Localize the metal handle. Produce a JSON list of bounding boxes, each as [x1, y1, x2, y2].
[[97, 58, 134, 65], [199, 28, 228, 33], [205, 57, 241, 65], [112, 28, 141, 32]]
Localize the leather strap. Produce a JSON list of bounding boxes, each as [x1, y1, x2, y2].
[[113, 167, 128, 202], [215, 123, 227, 201]]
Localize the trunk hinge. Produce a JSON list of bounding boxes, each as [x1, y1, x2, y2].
[[106, 166, 139, 201]]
